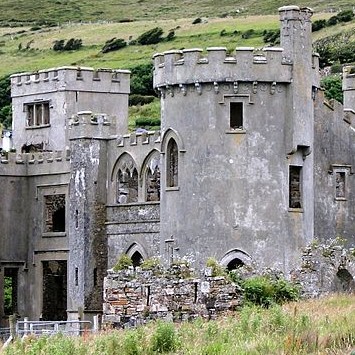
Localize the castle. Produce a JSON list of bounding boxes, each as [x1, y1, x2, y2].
[[0, 5, 354, 324]]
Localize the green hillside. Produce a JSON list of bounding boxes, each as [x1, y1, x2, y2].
[[0, 0, 353, 24]]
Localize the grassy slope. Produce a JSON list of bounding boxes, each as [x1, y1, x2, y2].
[[1, 12, 354, 78], [0, 0, 353, 23]]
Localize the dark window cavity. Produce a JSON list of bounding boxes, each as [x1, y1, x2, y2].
[[335, 171, 346, 198], [44, 194, 66, 232], [289, 166, 302, 209], [230, 102, 243, 130], [166, 138, 178, 188]]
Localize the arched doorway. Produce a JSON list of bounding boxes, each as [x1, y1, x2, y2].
[[332, 268, 355, 293], [220, 249, 252, 271], [126, 243, 148, 268]]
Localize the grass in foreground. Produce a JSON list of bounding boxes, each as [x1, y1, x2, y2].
[[1, 294, 354, 354]]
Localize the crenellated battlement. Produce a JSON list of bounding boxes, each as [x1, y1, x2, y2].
[[0, 150, 70, 176], [154, 5, 318, 91], [116, 130, 161, 148], [68, 111, 117, 140], [153, 46, 319, 89], [11, 66, 131, 97]]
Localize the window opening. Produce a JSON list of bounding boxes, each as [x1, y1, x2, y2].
[[230, 102, 243, 129], [226, 258, 244, 271], [117, 169, 138, 204], [42, 261, 67, 321], [166, 138, 178, 187], [4, 268, 18, 315], [93, 268, 97, 287], [75, 267, 78, 286], [44, 194, 66, 233], [146, 165, 160, 201], [289, 166, 302, 208], [25, 102, 50, 127], [131, 251, 143, 268], [335, 171, 346, 198]]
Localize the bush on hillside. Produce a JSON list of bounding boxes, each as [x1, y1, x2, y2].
[[263, 29, 280, 44], [129, 94, 155, 106], [135, 116, 161, 128], [130, 63, 155, 96], [312, 19, 327, 32], [0, 75, 11, 129], [136, 27, 164, 45], [101, 37, 127, 53], [53, 38, 82, 51]]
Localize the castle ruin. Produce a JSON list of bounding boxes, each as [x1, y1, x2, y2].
[[0, 6, 354, 324]]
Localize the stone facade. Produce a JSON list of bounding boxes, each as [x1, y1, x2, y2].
[[0, 6, 354, 325]]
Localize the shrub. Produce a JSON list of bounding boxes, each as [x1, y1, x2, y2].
[[312, 19, 326, 32], [263, 29, 280, 44], [136, 27, 164, 45], [130, 63, 155, 96], [53, 38, 82, 51], [101, 37, 127, 53], [242, 276, 299, 308], [321, 75, 343, 103], [327, 16, 338, 26], [166, 30, 175, 42], [241, 29, 255, 39], [151, 321, 178, 353], [129, 94, 155, 106], [63, 38, 82, 50], [336, 10, 354, 23], [206, 257, 226, 277], [113, 254, 132, 271], [135, 116, 161, 128], [192, 17, 202, 24], [53, 39, 65, 51], [140, 257, 160, 270]]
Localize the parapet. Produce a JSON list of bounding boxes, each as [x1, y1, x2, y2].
[[11, 67, 131, 97], [343, 65, 355, 112], [116, 130, 161, 148], [68, 111, 116, 140], [0, 150, 70, 176], [153, 46, 295, 89]]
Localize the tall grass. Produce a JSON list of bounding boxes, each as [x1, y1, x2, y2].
[[2, 294, 354, 354]]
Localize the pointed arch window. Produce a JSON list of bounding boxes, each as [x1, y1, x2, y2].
[[145, 152, 160, 201], [166, 138, 178, 188], [116, 154, 138, 204]]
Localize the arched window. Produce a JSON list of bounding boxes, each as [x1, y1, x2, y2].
[[166, 138, 178, 187], [116, 154, 138, 204], [145, 151, 160, 201], [226, 258, 244, 271]]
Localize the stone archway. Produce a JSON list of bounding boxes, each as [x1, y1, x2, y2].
[[332, 268, 355, 293], [126, 243, 148, 268], [220, 249, 252, 271]]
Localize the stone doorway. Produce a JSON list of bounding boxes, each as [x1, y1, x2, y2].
[[42, 261, 67, 320]]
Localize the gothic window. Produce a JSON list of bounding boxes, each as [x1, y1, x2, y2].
[[289, 166, 302, 209], [44, 194, 66, 232], [166, 138, 178, 188], [230, 102, 243, 130], [145, 152, 160, 201], [335, 171, 346, 199], [116, 154, 138, 204], [25, 101, 50, 127]]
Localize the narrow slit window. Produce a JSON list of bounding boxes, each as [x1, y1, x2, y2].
[[230, 102, 243, 130], [335, 171, 346, 198], [289, 166, 302, 209], [4, 268, 18, 315], [166, 138, 178, 188]]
